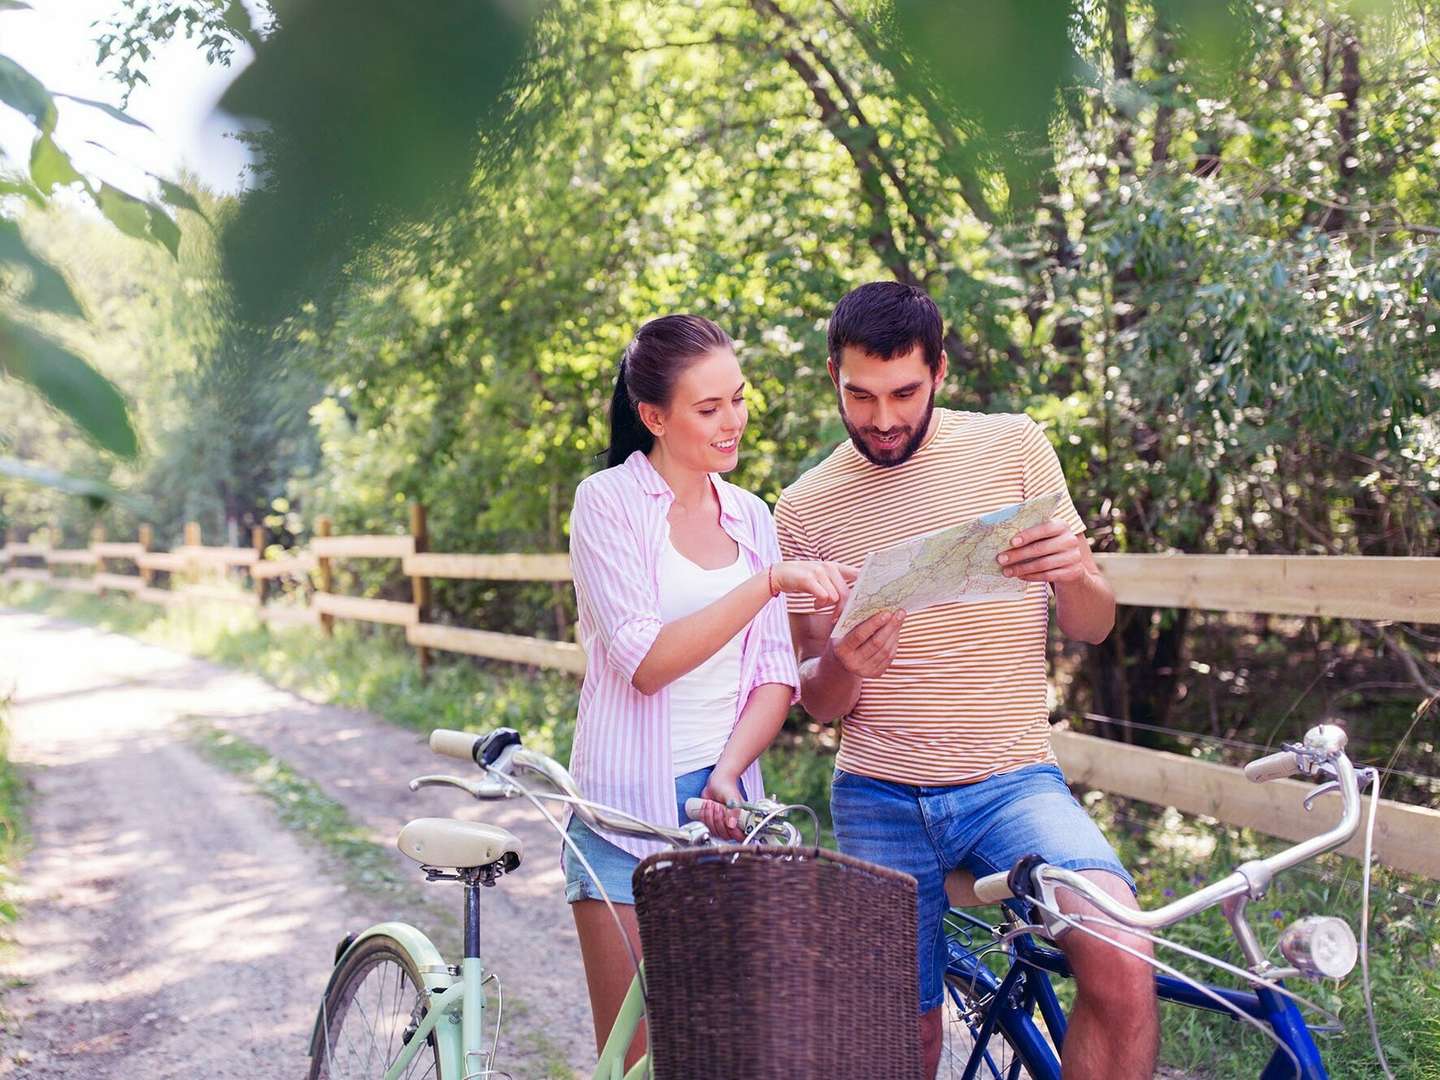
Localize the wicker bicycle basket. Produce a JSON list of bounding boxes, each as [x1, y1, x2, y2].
[[633, 845, 922, 1079]]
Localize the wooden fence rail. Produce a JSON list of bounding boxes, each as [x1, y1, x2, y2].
[[4, 516, 1438, 878]]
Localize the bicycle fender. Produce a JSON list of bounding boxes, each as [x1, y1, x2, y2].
[[307, 922, 456, 1059]]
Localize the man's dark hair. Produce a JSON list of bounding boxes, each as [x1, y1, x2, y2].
[[827, 281, 944, 375]]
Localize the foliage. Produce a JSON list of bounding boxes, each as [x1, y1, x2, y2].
[[0, 35, 195, 462], [7, 0, 1438, 736], [0, 188, 322, 546], [214, 0, 539, 323]]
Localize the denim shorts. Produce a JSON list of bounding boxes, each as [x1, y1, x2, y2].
[[831, 762, 1134, 1014], [564, 765, 732, 905]]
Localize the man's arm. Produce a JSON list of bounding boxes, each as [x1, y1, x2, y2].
[[997, 521, 1115, 644], [791, 609, 906, 723]]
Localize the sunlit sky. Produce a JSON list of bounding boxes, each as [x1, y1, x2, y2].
[[0, 0, 257, 199]]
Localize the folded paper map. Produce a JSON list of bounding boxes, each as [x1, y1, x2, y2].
[[830, 492, 1064, 639]]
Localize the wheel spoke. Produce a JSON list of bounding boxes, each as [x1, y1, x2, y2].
[[310, 943, 442, 1080], [939, 918, 1058, 1080]]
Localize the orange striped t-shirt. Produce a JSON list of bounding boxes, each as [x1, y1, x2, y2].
[[774, 409, 1086, 786]]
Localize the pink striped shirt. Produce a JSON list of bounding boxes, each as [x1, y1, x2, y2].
[[567, 451, 800, 859]]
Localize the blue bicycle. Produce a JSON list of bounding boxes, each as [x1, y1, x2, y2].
[[937, 724, 1386, 1080]]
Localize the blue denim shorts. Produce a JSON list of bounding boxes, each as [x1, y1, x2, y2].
[[831, 762, 1134, 1014], [564, 765, 730, 905]]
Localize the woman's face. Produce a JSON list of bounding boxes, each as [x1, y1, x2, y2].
[[643, 347, 747, 474]]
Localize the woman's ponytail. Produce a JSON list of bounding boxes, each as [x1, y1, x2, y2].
[[606, 355, 654, 468], [603, 315, 731, 470]]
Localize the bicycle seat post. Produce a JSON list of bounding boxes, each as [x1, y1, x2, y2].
[[459, 865, 495, 1062]]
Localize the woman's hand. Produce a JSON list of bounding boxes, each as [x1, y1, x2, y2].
[[697, 770, 746, 841], [770, 560, 859, 610]]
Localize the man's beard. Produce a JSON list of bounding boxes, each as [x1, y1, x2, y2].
[[840, 389, 936, 468]]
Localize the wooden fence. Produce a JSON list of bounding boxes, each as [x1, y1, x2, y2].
[[3, 514, 1437, 878]]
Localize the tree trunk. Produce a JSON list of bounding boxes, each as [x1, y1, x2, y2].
[[1319, 29, 1361, 233]]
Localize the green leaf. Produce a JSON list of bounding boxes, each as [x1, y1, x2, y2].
[[0, 1, 34, 10], [0, 456, 125, 504], [154, 175, 209, 221], [29, 131, 83, 192], [0, 174, 45, 206], [0, 54, 56, 131], [0, 218, 85, 316], [146, 202, 181, 258], [95, 182, 152, 244], [53, 92, 152, 130], [0, 315, 138, 458], [222, 0, 259, 44]]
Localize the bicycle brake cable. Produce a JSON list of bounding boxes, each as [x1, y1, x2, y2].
[[494, 772, 652, 1037], [1025, 895, 1306, 1079], [739, 801, 819, 847], [1358, 768, 1396, 1079]]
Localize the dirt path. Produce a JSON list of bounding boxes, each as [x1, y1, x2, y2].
[[0, 610, 592, 1078]]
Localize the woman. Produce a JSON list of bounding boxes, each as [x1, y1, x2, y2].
[[565, 314, 855, 1061]]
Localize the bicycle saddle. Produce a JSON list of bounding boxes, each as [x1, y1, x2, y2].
[[397, 818, 523, 872]]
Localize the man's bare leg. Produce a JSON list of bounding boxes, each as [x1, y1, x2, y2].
[[1056, 870, 1159, 1080], [920, 1005, 943, 1078]]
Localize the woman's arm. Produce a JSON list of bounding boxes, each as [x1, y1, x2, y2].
[[695, 682, 793, 839], [630, 570, 774, 696], [630, 561, 854, 696]]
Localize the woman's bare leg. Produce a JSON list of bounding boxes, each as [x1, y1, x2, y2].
[[572, 899, 647, 1068]]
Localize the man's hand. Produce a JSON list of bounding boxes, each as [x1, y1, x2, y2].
[[997, 518, 1089, 585], [830, 609, 906, 679]]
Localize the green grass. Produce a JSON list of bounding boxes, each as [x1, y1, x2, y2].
[[0, 695, 25, 926], [188, 718, 415, 902], [1095, 793, 1440, 1079]]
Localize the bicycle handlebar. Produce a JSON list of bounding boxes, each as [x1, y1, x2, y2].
[[1243, 749, 1302, 783], [429, 728, 481, 763], [683, 796, 804, 845], [423, 729, 712, 847], [975, 724, 1367, 932]]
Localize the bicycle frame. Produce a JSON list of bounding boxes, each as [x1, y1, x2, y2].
[[945, 909, 1330, 1080]]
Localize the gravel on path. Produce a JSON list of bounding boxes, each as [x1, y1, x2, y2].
[[0, 610, 594, 1079]]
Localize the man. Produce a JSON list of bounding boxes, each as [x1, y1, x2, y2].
[[775, 281, 1159, 1079]]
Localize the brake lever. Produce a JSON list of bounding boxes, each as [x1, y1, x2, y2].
[[1302, 780, 1341, 811], [409, 774, 511, 799]]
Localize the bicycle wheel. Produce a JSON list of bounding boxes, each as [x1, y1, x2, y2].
[[309, 934, 443, 1080], [938, 913, 1059, 1080]]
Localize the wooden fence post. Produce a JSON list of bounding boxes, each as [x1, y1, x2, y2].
[[183, 521, 201, 588], [410, 502, 431, 677], [91, 523, 105, 591], [316, 516, 334, 637], [252, 525, 268, 608], [138, 524, 154, 588]]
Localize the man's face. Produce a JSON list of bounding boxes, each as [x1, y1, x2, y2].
[[830, 343, 946, 467]]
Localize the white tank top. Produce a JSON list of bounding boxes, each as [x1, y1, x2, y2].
[[657, 531, 750, 776]]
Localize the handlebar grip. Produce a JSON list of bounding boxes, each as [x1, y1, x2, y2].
[[973, 871, 1014, 904], [1244, 750, 1301, 783], [684, 797, 705, 821], [430, 729, 481, 762]]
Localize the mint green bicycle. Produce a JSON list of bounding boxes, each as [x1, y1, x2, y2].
[[306, 726, 804, 1080]]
